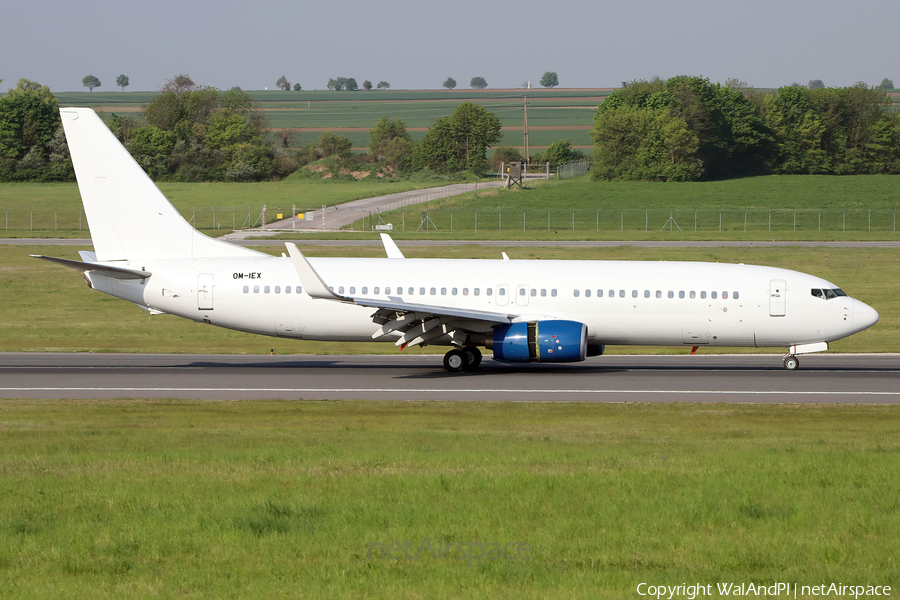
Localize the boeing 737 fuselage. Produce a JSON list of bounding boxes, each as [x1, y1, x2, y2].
[[35, 108, 880, 372]]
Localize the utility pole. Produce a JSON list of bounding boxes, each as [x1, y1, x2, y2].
[[523, 95, 529, 162]]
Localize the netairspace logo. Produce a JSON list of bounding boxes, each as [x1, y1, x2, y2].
[[636, 582, 892, 599], [368, 538, 530, 566]]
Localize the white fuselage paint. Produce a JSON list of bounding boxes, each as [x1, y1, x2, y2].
[[104, 255, 875, 349]]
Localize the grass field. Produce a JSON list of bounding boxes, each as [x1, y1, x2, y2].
[[0, 399, 898, 598], [3, 175, 900, 240], [0, 243, 891, 354]]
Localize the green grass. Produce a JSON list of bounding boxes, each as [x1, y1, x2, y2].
[[4, 175, 900, 239], [0, 244, 892, 354], [0, 400, 898, 598]]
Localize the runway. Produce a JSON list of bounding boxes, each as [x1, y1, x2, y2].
[[1, 353, 898, 403]]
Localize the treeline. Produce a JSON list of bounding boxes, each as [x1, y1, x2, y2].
[[591, 76, 900, 181]]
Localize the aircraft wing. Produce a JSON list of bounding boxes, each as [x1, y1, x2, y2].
[[285, 242, 517, 348]]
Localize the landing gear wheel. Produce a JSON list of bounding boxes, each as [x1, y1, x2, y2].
[[783, 356, 799, 371], [443, 349, 467, 372], [462, 347, 482, 371]]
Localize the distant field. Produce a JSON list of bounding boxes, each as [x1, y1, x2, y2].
[[39, 88, 608, 150]]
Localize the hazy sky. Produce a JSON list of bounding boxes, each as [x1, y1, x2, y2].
[[3, 0, 898, 93]]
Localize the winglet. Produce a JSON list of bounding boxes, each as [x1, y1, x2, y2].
[[284, 242, 352, 302], [380, 233, 405, 259], [502, 252, 510, 260]]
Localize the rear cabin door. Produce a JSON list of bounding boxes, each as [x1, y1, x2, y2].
[[198, 273, 214, 310], [769, 279, 786, 317]]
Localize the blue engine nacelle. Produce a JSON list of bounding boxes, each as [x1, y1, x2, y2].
[[491, 320, 588, 363]]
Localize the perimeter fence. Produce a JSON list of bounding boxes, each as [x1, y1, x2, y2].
[[1, 205, 266, 232], [348, 207, 900, 234]]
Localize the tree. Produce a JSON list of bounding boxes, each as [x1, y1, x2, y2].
[[880, 78, 894, 90], [443, 77, 457, 89], [470, 77, 488, 89], [369, 115, 414, 170], [363, 80, 373, 91], [414, 102, 502, 173], [293, 83, 302, 91], [317, 132, 353, 159], [116, 74, 129, 92], [540, 72, 559, 88], [82, 75, 101, 92], [6, 79, 56, 104], [0, 83, 68, 181], [808, 79, 825, 90], [276, 75, 291, 91], [345, 78, 358, 91], [377, 81, 390, 90], [162, 74, 195, 95]]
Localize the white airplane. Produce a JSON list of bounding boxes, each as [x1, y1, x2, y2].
[[35, 108, 879, 372]]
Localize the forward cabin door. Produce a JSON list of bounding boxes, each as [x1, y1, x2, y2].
[[769, 279, 786, 317], [197, 273, 214, 310]]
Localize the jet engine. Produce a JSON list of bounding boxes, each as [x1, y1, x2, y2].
[[490, 320, 587, 363]]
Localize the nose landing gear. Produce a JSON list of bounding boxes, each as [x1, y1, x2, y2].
[[443, 346, 483, 372]]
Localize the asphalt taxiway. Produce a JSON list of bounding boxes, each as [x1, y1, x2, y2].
[[1, 353, 897, 403]]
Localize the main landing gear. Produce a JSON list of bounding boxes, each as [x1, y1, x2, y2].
[[443, 347, 483, 372], [783, 355, 799, 371]]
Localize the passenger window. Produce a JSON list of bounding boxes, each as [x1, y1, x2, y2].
[[520, 288, 527, 296], [243, 285, 249, 293], [608, 289, 614, 298], [419, 287, 425, 295], [733, 291, 739, 300], [296, 286, 302, 294], [585, 289, 591, 298], [254, 285, 260, 293], [385, 287, 391, 295], [498, 288, 506, 296], [374, 287, 379, 295], [574, 289, 580, 297], [362, 287, 368, 295], [668, 291, 674, 299], [487, 289, 493, 296], [701, 291, 707, 299], [265, 286, 271, 294], [619, 290, 625, 298], [711, 291, 717, 299], [656, 290, 662, 299], [644, 290, 650, 298], [408, 287, 414, 295], [441, 287, 447, 295], [463, 288, 469, 296], [541, 289, 547, 297], [722, 291, 728, 300], [430, 287, 436, 295], [597, 290, 603, 298], [285, 286, 291, 294], [679, 291, 685, 299], [551, 289, 557, 297], [452, 288, 458, 295], [632, 290, 638, 298], [530, 288, 536, 297], [338, 286, 344, 294], [474, 288, 480, 296], [349, 286, 355, 294], [275, 286, 281, 294], [690, 291, 696, 299]]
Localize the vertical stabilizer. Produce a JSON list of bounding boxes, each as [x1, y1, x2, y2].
[[60, 108, 261, 261]]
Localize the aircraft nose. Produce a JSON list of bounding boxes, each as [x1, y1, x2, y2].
[[852, 298, 879, 332]]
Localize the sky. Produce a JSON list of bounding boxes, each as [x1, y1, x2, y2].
[[2, 0, 898, 93]]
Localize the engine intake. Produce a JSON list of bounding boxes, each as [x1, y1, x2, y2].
[[492, 320, 587, 363]]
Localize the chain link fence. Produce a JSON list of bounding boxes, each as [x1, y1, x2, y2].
[[350, 207, 900, 234], [1, 206, 266, 232]]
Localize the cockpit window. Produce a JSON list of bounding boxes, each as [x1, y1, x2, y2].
[[812, 288, 846, 300]]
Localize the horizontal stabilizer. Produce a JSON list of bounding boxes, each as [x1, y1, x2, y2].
[[31, 255, 151, 280]]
